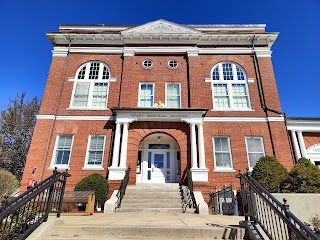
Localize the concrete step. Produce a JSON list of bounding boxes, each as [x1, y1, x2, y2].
[[43, 225, 244, 239], [123, 192, 181, 199], [116, 207, 183, 213], [125, 188, 181, 193], [121, 198, 182, 204], [120, 202, 182, 208]]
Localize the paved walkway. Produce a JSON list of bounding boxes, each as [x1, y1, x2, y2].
[[58, 212, 245, 229]]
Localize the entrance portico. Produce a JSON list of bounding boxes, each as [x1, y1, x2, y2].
[[108, 108, 209, 183]]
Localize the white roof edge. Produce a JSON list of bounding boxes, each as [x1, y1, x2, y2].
[[58, 24, 267, 32]]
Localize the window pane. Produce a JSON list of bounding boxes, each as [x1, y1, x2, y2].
[[102, 66, 110, 79], [92, 83, 108, 107], [236, 66, 245, 80], [87, 135, 105, 165], [89, 62, 100, 79], [246, 137, 265, 168], [249, 153, 264, 167], [78, 66, 86, 79], [73, 83, 90, 107], [55, 135, 72, 165], [214, 137, 232, 169], [140, 83, 154, 107], [212, 66, 220, 80], [232, 84, 249, 108], [222, 63, 233, 80], [166, 83, 180, 108], [213, 84, 229, 108]]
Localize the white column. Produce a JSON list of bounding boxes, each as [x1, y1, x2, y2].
[[290, 130, 301, 160], [297, 130, 308, 159], [111, 121, 122, 167], [190, 122, 198, 169], [119, 122, 129, 168], [197, 122, 206, 169]]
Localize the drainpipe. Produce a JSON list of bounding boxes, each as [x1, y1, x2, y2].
[[251, 36, 295, 163], [41, 36, 72, 180]]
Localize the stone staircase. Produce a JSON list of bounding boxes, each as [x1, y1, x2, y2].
[[116, 183, 184, 213], [36, 212, 245, 240]]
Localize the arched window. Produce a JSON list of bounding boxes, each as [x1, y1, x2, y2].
[[211, 62, 251, 110], [71, 61, 110, 108]]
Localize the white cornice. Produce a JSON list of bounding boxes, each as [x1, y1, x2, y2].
[[36, 115, 113, 121], [51, 46, 272, 57], [204, 117, 284, 122], [36, 114, 284, 123], [287, 120, 320, 132], [47, 32, 277, 48]]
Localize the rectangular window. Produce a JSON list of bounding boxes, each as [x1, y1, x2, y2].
[[166, 82, 181, 108], [53, 135, 73, 167], [85, 135, 105, 166], [246, 137, 265, 169], [92, 83, 108, 107], [213, 84, 230, 109], [73, 82, 90, 107], [232, 84, 249, 109], [213, 137, 233, 169], [139, 83, 154, 107]]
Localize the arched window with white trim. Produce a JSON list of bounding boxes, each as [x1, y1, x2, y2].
[[70, 61, 111, 108], [211, 62, 251, 110]]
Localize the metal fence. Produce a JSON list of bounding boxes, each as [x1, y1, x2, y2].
[[237, 170, 319, 240], [0, 168, 70, 240], [209, 185, 236, 215]]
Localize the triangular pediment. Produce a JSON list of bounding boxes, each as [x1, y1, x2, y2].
[[121, 19, 201, 35]]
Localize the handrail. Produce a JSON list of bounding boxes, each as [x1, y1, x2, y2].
[[116, 165, 131, 208], [209, 184, 235, 215], [0, 168, 70, 240], [181, 166, 196, 212], [237, 170, 319, 240]]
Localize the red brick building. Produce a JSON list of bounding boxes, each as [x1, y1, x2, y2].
[[21, 19, 294, 202]]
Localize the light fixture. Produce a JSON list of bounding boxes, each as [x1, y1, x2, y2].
[[157, 136, 161, 142]]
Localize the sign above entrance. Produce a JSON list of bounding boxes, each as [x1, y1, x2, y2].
[[111, 108, 208, 122], [308, 144, 320, 154]]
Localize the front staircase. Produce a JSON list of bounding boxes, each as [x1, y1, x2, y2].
[[117, 183, 184, 213]]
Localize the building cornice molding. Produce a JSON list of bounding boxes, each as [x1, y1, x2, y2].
[[51, 46, 272, 57], [36, 114, 284, 123], [47, 32, 277, 48]]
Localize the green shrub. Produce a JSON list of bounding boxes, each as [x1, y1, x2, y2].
[[287, 158, 320, 193], [251, 156, 288, 191], [74, 174, 109, 204], [0, 168, 19, 199]]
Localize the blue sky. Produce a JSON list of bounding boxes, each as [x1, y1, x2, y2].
[[0, 0, 319, 117]]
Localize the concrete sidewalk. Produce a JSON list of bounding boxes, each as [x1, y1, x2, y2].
[[60, 212, 244, 228], [29, 212, 246, 239]]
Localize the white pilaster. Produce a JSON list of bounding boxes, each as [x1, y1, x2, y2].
[[111, 121, 122, 167], [197, 122, 206, 169], [119, 122, 129, 168], [297, 131, 308, 159], [290, 130, 301, 160], [190, 122, 198, 169]]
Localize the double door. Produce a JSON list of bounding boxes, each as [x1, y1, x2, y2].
[[144, 150, 172, 183]]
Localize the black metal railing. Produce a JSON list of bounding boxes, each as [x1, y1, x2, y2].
[[209, 184, 235, 215], [181, 166, 196, 212], [237, 170, 318, 240], [116, 165, 131, 208], [0, 168, 70, 240]]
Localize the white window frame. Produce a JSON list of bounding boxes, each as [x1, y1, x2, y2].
[[138, 82, 155, 107], [210, 62, 251, 111], [50, 134, 74, 170], [245, 136, 265, 169], [69, 61, 111, 109], [212, 136, 234, 171], [83, 134, 106, 170], [165, 82, 181, 108]]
